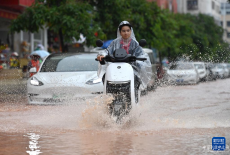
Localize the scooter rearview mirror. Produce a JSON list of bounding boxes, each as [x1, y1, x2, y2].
[[139, 39, 147, 47], [96, 40, 103, 47]]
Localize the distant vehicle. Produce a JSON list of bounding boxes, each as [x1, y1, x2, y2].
[[221, 63, 230, 78], [143, 48, 157, 90], [27, 52, 103, 105], [211, 63, 226, 79], [166, 62, 199, 85], [227, 63, 230, 77], [193, 62, 207, 81], [205, 63, 216, 81]]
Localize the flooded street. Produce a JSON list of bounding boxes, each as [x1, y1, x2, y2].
[[0, 78, 230, 154]]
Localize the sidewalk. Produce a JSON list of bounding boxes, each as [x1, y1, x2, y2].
[[0, 69, 23, 80], [0, 77, 27, 95]]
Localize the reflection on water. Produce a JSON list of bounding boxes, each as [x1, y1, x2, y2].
[[0, 129, 229, 155], [25, 133, 42, 155]]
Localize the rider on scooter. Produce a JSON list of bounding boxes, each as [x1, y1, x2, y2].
[[97, 21, 152, 94]]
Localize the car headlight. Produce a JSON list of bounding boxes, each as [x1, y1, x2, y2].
[[30, 77, 44, 86], [86, 77, 102, 85]]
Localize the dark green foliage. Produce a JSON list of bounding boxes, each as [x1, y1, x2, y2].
[[10, 0, 102, 48], [177, 13, 228, 62], [88, 0, 130, 40]]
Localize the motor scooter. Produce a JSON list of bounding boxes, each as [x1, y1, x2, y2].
[[95, 39, 147, 122]]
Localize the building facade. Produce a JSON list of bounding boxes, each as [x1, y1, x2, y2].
[[147, 0, 178, 13], [220, 0, 230, 43], [0, 0, 47, 57], [177, 0, 221, 25]]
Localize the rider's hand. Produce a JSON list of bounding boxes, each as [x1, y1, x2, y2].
[[97, 55, 104, 61]]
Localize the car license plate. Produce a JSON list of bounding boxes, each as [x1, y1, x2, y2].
[[176, 79, 183, 83]]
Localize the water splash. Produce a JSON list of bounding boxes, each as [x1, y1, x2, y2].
[[79, 94, 144, 130]]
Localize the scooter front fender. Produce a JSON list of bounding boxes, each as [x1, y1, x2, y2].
[[104, 63, 135, 106], [106, 63, 134, 82]]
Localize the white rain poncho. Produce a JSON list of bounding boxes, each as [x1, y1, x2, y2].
[[98, 21, 152, 89]]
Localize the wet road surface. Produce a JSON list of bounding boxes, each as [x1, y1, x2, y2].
[[0, 78, 230, 154]]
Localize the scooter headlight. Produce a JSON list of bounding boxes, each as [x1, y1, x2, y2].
[[30, 77, 44, 86]]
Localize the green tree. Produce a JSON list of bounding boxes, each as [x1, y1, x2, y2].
[[88, 0, 130, 40], [182, 13, 225, 62], [125, 1, 194, 62], [10, 0, 102, 52], [155, 10, 194, 61]]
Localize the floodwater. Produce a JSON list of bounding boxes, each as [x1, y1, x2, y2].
[[0, 78, 230, 155]]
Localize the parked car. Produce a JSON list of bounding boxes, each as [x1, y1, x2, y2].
[[221, 63, 230, 78], [27, 52, 103, 105], [143, 48, 157, 90], [205, 63, 216, 81], [193, 62, 207, 81], [166, 62, 199, 85], [211, 63, 226, 79], [227, 63, 230, 77]]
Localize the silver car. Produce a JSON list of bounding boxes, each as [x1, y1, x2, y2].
[[166, 62, 199, 85], [193, 62, 207, 81], [27, 52, 103, 105], [221, 63, 230, 78], [143, 48, 157, 90], [211, 63, 227, 79]]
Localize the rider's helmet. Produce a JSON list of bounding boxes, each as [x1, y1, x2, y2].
[[118, 21, 132, 32]]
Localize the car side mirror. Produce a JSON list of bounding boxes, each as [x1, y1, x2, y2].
[[29, 67, 37, 73], [139, 39, 147, 47], [96, 40, 103, 47]]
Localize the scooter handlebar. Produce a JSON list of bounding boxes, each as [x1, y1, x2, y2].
[[136, 57, 147, 61], [95, 56, 146, 63], [95, 58, 106, 65]]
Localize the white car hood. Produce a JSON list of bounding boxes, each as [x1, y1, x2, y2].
[[36, 72, 97, 85]]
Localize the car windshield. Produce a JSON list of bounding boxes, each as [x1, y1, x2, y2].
[[217, 64, 223, 69], [40, 53, 98, 72], [207, 64, 216, 69], [169, 63, 194, 70], [194, 64, 204, 69]]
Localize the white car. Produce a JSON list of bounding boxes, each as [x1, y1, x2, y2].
[[142, 48, 157, 90], [205, 63, 216, 81], [166, 62, 199, 85], [227, 64, 230, 77], [211, 63, 226, 79], [27, 53, 103, 104], [221, 63, 230, 78], [193, 62, 207, 81]]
